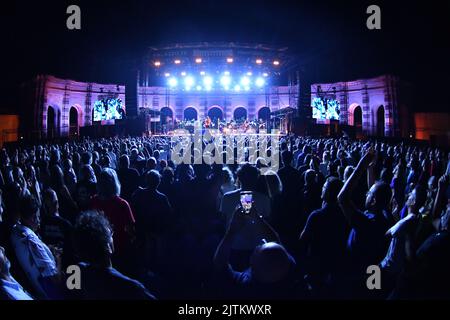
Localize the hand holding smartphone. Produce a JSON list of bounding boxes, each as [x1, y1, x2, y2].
[[240, 191, 253, 214]]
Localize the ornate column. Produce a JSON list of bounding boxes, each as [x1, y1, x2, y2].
[[362, 84, 371, 135], [61, 82, 70, 136], [85, 83, 93, 126], [383, 76, 393, 137], [38, 76, 48, 139], [339, 83, 348, 125]]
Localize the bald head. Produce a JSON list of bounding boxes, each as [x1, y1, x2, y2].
[[250, 242, 292, 284]]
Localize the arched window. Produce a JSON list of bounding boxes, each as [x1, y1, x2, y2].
[[183, 107, 198, 121], [233, 107, 247, 122], [377, 105, 385, 136], [354, 106, 362, 128], [207, 107, 223, 122], [257, 107, 271, 121], [47, 106, 55, 139], [160, 107, 173, 125], [69, 107, 79, 137]]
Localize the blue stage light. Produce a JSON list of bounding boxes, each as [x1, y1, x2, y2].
[[184, 76, 195, 89], [220, 75, 231, 88], [240, 76, 251, 87], [168, 77, 178, 87], [203, 76, 213, 90], [255, 77, 265, 87]]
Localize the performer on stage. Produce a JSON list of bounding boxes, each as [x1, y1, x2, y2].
[[204, 116, 212, 128], [259, 119, 266, 129], [243, 119, 249, 132]]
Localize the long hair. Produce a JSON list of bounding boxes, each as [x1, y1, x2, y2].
[[97, 168, 121, 199]]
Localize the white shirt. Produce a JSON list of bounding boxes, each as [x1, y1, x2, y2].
[[10, 224, 57, 299], [220, 189, 271, 250]]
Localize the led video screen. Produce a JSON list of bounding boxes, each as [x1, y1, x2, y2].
[[312, 97, 340, 120], [93, 98, 125, 122]]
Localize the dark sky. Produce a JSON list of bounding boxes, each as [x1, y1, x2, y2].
[[1, 0, 449, 112]]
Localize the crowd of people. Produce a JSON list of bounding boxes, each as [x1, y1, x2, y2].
[[0, 134, 449, 300]]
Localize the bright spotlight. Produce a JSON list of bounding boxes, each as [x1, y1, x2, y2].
[[226, 57, 234, 63], [195, 58, 202, 63], [200, 71, 206, 76], [203, 76, 213, 88], [255, 77, 265, 87], [273, 60, 280, 66], [196, 85, 202, 91], [184, 76, 195, 88], [181, 71, 187, 76], [154, 61, 161, 67], [174, 59, 181, 64], [263, 72, 269, 77], [255, 59, 262, 65], [168, 77, 178, 87], [220, 75, 231, 88], [246, 72, 252, 76], [224, 71, 230, 76], [234, 85, 241, 92], [240, 76, 251, 87], [164, 73, 170, 77]]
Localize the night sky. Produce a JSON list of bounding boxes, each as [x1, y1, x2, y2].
[[1, 0, 449, 113]]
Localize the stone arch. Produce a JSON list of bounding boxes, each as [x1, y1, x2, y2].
[[207, 105, 224, 112], [348, 103, 362, 128], [69, 104, 83, 137]]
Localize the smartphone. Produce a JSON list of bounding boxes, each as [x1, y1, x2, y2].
[[240, 191, 253, 214]]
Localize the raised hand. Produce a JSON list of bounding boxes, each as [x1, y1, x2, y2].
[[438, 175, 449, 190], [368, 149, 378, 168], [227, 205, 247, 235], [360, 147, 376, 168]]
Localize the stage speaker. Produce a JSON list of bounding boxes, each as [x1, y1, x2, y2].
[[125, 64, 138, 118]]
